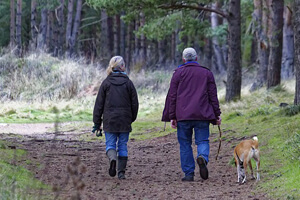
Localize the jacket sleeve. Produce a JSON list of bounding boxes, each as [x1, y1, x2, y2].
[[129, 80, 139, 122], [169, 70, 180, 120], [161, 89, 171, 122], [207, 72, 221, 117], [93, 81, 106, 126]]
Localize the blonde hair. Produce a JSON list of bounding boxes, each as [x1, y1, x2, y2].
[[106, 56, 125, 75]]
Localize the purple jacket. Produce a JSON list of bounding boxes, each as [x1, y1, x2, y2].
[[162, 62, 221, 124]]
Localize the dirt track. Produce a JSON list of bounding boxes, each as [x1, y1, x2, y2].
[[0, 123, 271, 200]]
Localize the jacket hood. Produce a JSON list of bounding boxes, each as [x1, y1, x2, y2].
[[107, 73, 129, 86]]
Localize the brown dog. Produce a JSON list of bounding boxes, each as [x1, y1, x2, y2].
[[233, 136, 260, 183]]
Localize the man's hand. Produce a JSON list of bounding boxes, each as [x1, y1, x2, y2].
[[216, 116, 222, 126], [171, 119, 177, 129]]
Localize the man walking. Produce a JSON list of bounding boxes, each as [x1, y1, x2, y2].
[[162, 47, 221, 181]]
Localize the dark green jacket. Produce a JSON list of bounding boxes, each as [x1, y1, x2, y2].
[[93, 73, 139, 132]]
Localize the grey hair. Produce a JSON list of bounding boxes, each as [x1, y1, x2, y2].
[[182, 47, 197, 61]]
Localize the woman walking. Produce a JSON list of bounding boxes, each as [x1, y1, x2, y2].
[[93, 56, 139, 179]]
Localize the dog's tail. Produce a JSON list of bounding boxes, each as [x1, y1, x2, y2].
[[234, 149, 244, 168], [252, 136, 259, 149]]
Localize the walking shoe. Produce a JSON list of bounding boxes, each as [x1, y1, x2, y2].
[[197, 156, 208, 180], [181, 176, 194, 182], [118, 171, 126, 180], [109, 160, 116, 177]]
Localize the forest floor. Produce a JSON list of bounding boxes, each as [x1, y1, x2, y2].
[[0, 123, 272, 200]]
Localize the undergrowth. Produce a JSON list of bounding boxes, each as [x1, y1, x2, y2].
[[1, 53, 299, 199]]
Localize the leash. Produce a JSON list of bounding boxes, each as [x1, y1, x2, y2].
[[215, 125, 222, 160]]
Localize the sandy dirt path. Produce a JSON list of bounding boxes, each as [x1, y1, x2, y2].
[[0, 123, 271, 200]]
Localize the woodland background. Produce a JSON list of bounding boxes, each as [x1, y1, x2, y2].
[[0, 0, 300, 103], [0, 1, 300, 199]]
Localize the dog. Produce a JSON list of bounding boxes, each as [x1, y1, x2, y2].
[[233, 136, 260, 183]]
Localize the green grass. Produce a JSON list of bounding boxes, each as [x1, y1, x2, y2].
[[222, 84, 300, 199], [1, 75, 300, 199], [0, 142, 51, 200]]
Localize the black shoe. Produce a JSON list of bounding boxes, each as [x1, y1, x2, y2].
[[118, 171, 126, 180], [197, 156, 208, 180], [109, 160, 116, 177], [181, 176, 194, 182]]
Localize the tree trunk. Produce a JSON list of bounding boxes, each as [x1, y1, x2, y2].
[[250, 35, 257, 65], [114, 15, 121, 55], [267, 0, 284, 89], [171, 32, 176, 65], [100, 10, 109, 65], [37, 7, 48, 51], [158, 40, 166, 65], [140, 12, 147, 62], [134, 19, 140, 62], [281, 4, 294, 79], [251, 0, 269, 91], [69, 0, 83, 57], [10, 0, 15, 48], [16, 0, 22, 56], [57, 0, 65, 57], [46, 10, 54, 52], [66, 0, 74, 49], [30, 0, 38, 50], [211, 2, 226, 74], [225, 0, 242, 102], [107, 16, 114, 58], [125, 22, 134, 73], [294, 0, 300, 105], [120, 14, 126, 59]]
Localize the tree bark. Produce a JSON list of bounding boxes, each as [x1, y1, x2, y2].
[[199, 39, 213, 70], [107, 16, 114, 58], [267, 0, 284, 89], [171, 32, 176, 65], [16, 0, 22, 56], [125, 22, 134, 72], [294, 0, 300, 105], [100, 10, 109, 65], [66, 0, 74, 49], [69, 0, 83, 57], [282, 4, 294, 79], [140, 12, 147, 62], [158, 40, 166, 65], [120, 13, 126, 59], [37, 7, 48, 51], [251, 0, 269, 91], [211, 2, 226, 74], [114, 15, 121, 55], [46, 10, 54, 52], [30, 0, 38, 50], [57, 0, 65, 57], [134, 19, 140, 62], [225, 0, 242, 102], [10, 0, 15, 48]]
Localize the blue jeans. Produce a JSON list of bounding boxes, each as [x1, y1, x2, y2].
[[177, 120, 210, 177], [105, 132, 129, 157]]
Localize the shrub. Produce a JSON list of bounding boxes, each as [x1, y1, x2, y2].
[[283, 133, 300, 162]]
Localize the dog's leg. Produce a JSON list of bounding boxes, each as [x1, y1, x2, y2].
[[248, 160, 255, 180], [253, 151, 260, 181], [236, 164, 241, 182], [256, 159, 260, 181], [242, 155, 248, 183]]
